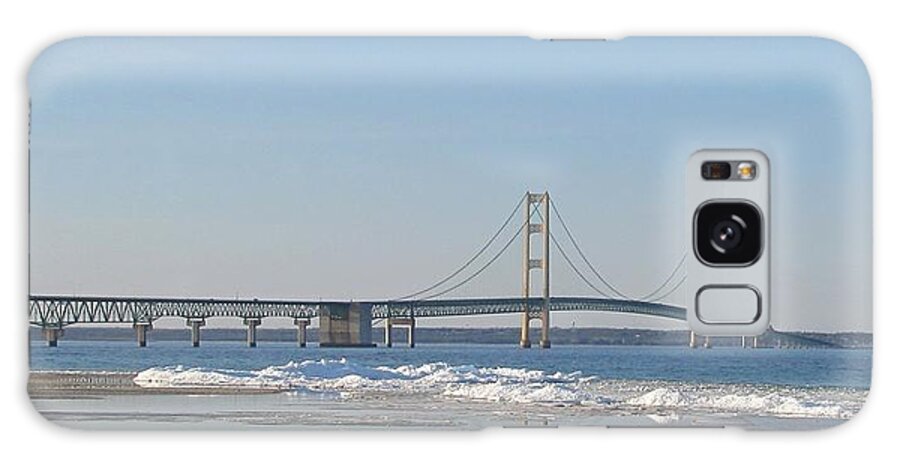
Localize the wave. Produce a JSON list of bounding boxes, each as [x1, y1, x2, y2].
[[624, 384, 862, 419], [133, 358, 865, 418], [134, 359, 603, 405]]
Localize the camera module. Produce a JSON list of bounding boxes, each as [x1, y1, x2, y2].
[[694, 201, 762, 266]]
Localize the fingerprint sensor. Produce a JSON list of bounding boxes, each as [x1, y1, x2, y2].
[[696, 286, 761, 324]]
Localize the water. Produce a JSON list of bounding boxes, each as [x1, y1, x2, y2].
[[29, 342, 872, 428], [30, 341, 872, 388]]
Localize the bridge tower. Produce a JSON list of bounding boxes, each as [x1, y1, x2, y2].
[[521, 192, 551, 349]]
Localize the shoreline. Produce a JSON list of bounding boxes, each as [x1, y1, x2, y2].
[[27, 370, 863, 429], [28, 371, 287, 398]]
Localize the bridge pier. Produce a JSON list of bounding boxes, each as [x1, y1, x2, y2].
[[134, 322, 152, 347], [244, 318, 262, 347], [520, 315, 532, 348], [752, 336, 758, 348], [384, 318, 393, 347], [319, 303, 374, 347], [385, 318, 415, 348], [518, 313, 552, 349], [540, 312, 551, 349], [294, 319, 309, 347], [689, 331, 697, 348], [43, 327, 63, 347], [187, 319, 205, 347], [703, 336, 711, 349]]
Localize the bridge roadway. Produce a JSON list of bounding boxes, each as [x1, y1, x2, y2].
[[28, 294, 686, 348], [29, 295, 686, 327]]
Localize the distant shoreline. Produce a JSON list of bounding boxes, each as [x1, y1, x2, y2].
[[29, 327, 872, 349]]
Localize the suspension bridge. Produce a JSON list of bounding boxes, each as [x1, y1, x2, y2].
[[30, 191, 700, 348]]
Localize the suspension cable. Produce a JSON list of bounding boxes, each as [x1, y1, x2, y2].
[[418, 207, 536, 301], [392, 193, 526, 301], [548, 202, 631, 299], [636, 253, 687, 301], [646, 274, 687, 303], [548, 230, 615, 298]]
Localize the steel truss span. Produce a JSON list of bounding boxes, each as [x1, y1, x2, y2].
[[373, 297, 686, 321], [29, 295, 685, 328]]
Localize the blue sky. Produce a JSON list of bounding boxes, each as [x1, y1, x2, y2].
[[29, 37, 871, 331]]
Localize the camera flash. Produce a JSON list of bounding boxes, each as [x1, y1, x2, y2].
[[737, 162, 757, 180]]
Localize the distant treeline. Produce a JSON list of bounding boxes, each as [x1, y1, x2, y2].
[[30, 327, 872, 348]]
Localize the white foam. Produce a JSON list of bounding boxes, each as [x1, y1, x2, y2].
[[444, 382, 599, 405], [134, 359, 601, 405], [626, 387, 692, 407], [624, 386, 856, 419], [133, 359, 864, 417]]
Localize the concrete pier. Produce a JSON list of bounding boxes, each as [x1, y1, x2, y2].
[[742, 335, 757, 348], [43, 327, 63, 347], [187, 319, 205, 347], [294, 319, 309, 347], [384, 318, 393, 347], [385, 317, 415, 348], [703, 336, 711, 349], [689, 331, 697, 348], [520, 314, 532, 348], [244, 318, 261, 347], [752, 336, 759, 348], [134, 322, 152, 347], [319, 303, 374, 347], [539, 315, 551, 349]]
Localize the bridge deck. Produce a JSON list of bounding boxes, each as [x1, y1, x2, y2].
[[28, 295, 686, 327]]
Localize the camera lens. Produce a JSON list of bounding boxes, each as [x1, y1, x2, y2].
[[694, 202, 762, 266], [710, 218, 743, 251]]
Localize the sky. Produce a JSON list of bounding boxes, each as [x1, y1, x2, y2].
[[28, 37, 872, 331]]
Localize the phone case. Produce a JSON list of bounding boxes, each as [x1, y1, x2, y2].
[[27, 37, 872, 430]]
